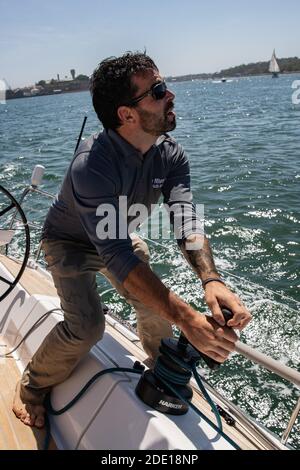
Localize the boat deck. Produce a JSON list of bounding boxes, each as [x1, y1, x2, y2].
[[0, 341, 56, 450], [107, 320, 258, 450], [0, 255, 261, 450], [0, 255, 56, 450]]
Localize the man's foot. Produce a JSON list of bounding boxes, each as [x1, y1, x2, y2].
[[12, 381, 45, 428]]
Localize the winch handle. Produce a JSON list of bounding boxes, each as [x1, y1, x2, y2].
[[199, 307, 234, 370], [178, 308, 234, 370], [220, 307, 234, 324]]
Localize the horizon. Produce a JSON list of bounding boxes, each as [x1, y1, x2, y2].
[[5, 53, 299, 91], [1, 0, 300, 89]]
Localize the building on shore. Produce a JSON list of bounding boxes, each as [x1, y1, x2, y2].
[[5, 72, 90, 100]]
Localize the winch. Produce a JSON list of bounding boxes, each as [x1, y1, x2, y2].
[[135, 308, 233, 415]]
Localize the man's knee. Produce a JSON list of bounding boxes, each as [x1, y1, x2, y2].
[[64, 315, 105, 348], [85, 318, 105, 345]]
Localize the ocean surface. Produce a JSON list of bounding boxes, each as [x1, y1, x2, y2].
[[0, 74, 299, 448]]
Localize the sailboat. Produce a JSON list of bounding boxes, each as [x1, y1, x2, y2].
[[269, 49, 280, 78]]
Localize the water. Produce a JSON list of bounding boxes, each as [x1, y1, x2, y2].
[[0, 75, 299, 448]]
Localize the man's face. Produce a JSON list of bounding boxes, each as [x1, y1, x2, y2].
[[131, 69, 176, 136]]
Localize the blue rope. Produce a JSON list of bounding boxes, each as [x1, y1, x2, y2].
[[44, 361, 240, 450], [154, 348, 223, 431], [156, 375, 240, 450], [43, 367, 143, 448]]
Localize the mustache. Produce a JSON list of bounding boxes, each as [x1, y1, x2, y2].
[[165, 102, 174, 113]]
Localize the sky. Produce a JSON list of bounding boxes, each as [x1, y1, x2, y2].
[[1, 0, 300, 88]]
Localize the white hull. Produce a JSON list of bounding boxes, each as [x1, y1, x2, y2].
[[0, 254, 290, 450]]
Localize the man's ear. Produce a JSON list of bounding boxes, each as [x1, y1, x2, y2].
[[117, 106, 135, 126]]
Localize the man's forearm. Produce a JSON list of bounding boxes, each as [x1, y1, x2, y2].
[[123, 262, 196, 328], [122, 260, 240, 360], [180, 234, 220, 281]]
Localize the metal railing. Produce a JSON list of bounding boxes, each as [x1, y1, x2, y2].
[[141, 237, 300, 445], [6, 165, 55, 262]]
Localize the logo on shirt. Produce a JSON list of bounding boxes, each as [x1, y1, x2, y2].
[[152, 178, 165, 189]]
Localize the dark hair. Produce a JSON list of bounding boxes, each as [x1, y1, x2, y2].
[[90, 52, 158, 129]]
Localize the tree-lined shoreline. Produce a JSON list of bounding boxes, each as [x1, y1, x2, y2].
[[5, 57, 300, 100], [166, 56, 300, 82]]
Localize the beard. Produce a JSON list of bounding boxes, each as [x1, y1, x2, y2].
[[137, 105, 176, 136]]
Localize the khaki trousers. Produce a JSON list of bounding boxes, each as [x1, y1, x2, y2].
[[20, 235, 172, 405]]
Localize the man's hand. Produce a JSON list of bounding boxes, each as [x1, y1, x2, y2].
[[204, 281, 252, 330], [179, 235, 252, 330], [180, 314, 238, 363], [122, 262, 243, 363]]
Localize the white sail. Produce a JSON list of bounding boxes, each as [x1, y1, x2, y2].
[[269, 49, 280, 73]]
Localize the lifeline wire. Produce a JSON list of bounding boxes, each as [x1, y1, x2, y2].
[[0, 308, 63, 357], [141, 235, 300, 309]]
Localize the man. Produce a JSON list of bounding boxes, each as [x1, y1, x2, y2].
[[13, 52, 251, 428]]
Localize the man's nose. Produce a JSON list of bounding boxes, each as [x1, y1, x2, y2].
[[166, 88, 175, 100]]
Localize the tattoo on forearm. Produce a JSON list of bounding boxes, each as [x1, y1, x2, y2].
[[181, 237, 219, 279]]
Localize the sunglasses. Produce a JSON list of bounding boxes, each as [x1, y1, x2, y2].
[[127, 81, 168, 106]]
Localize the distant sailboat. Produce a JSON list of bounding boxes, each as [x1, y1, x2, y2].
[[269, 49, 280, 78]]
